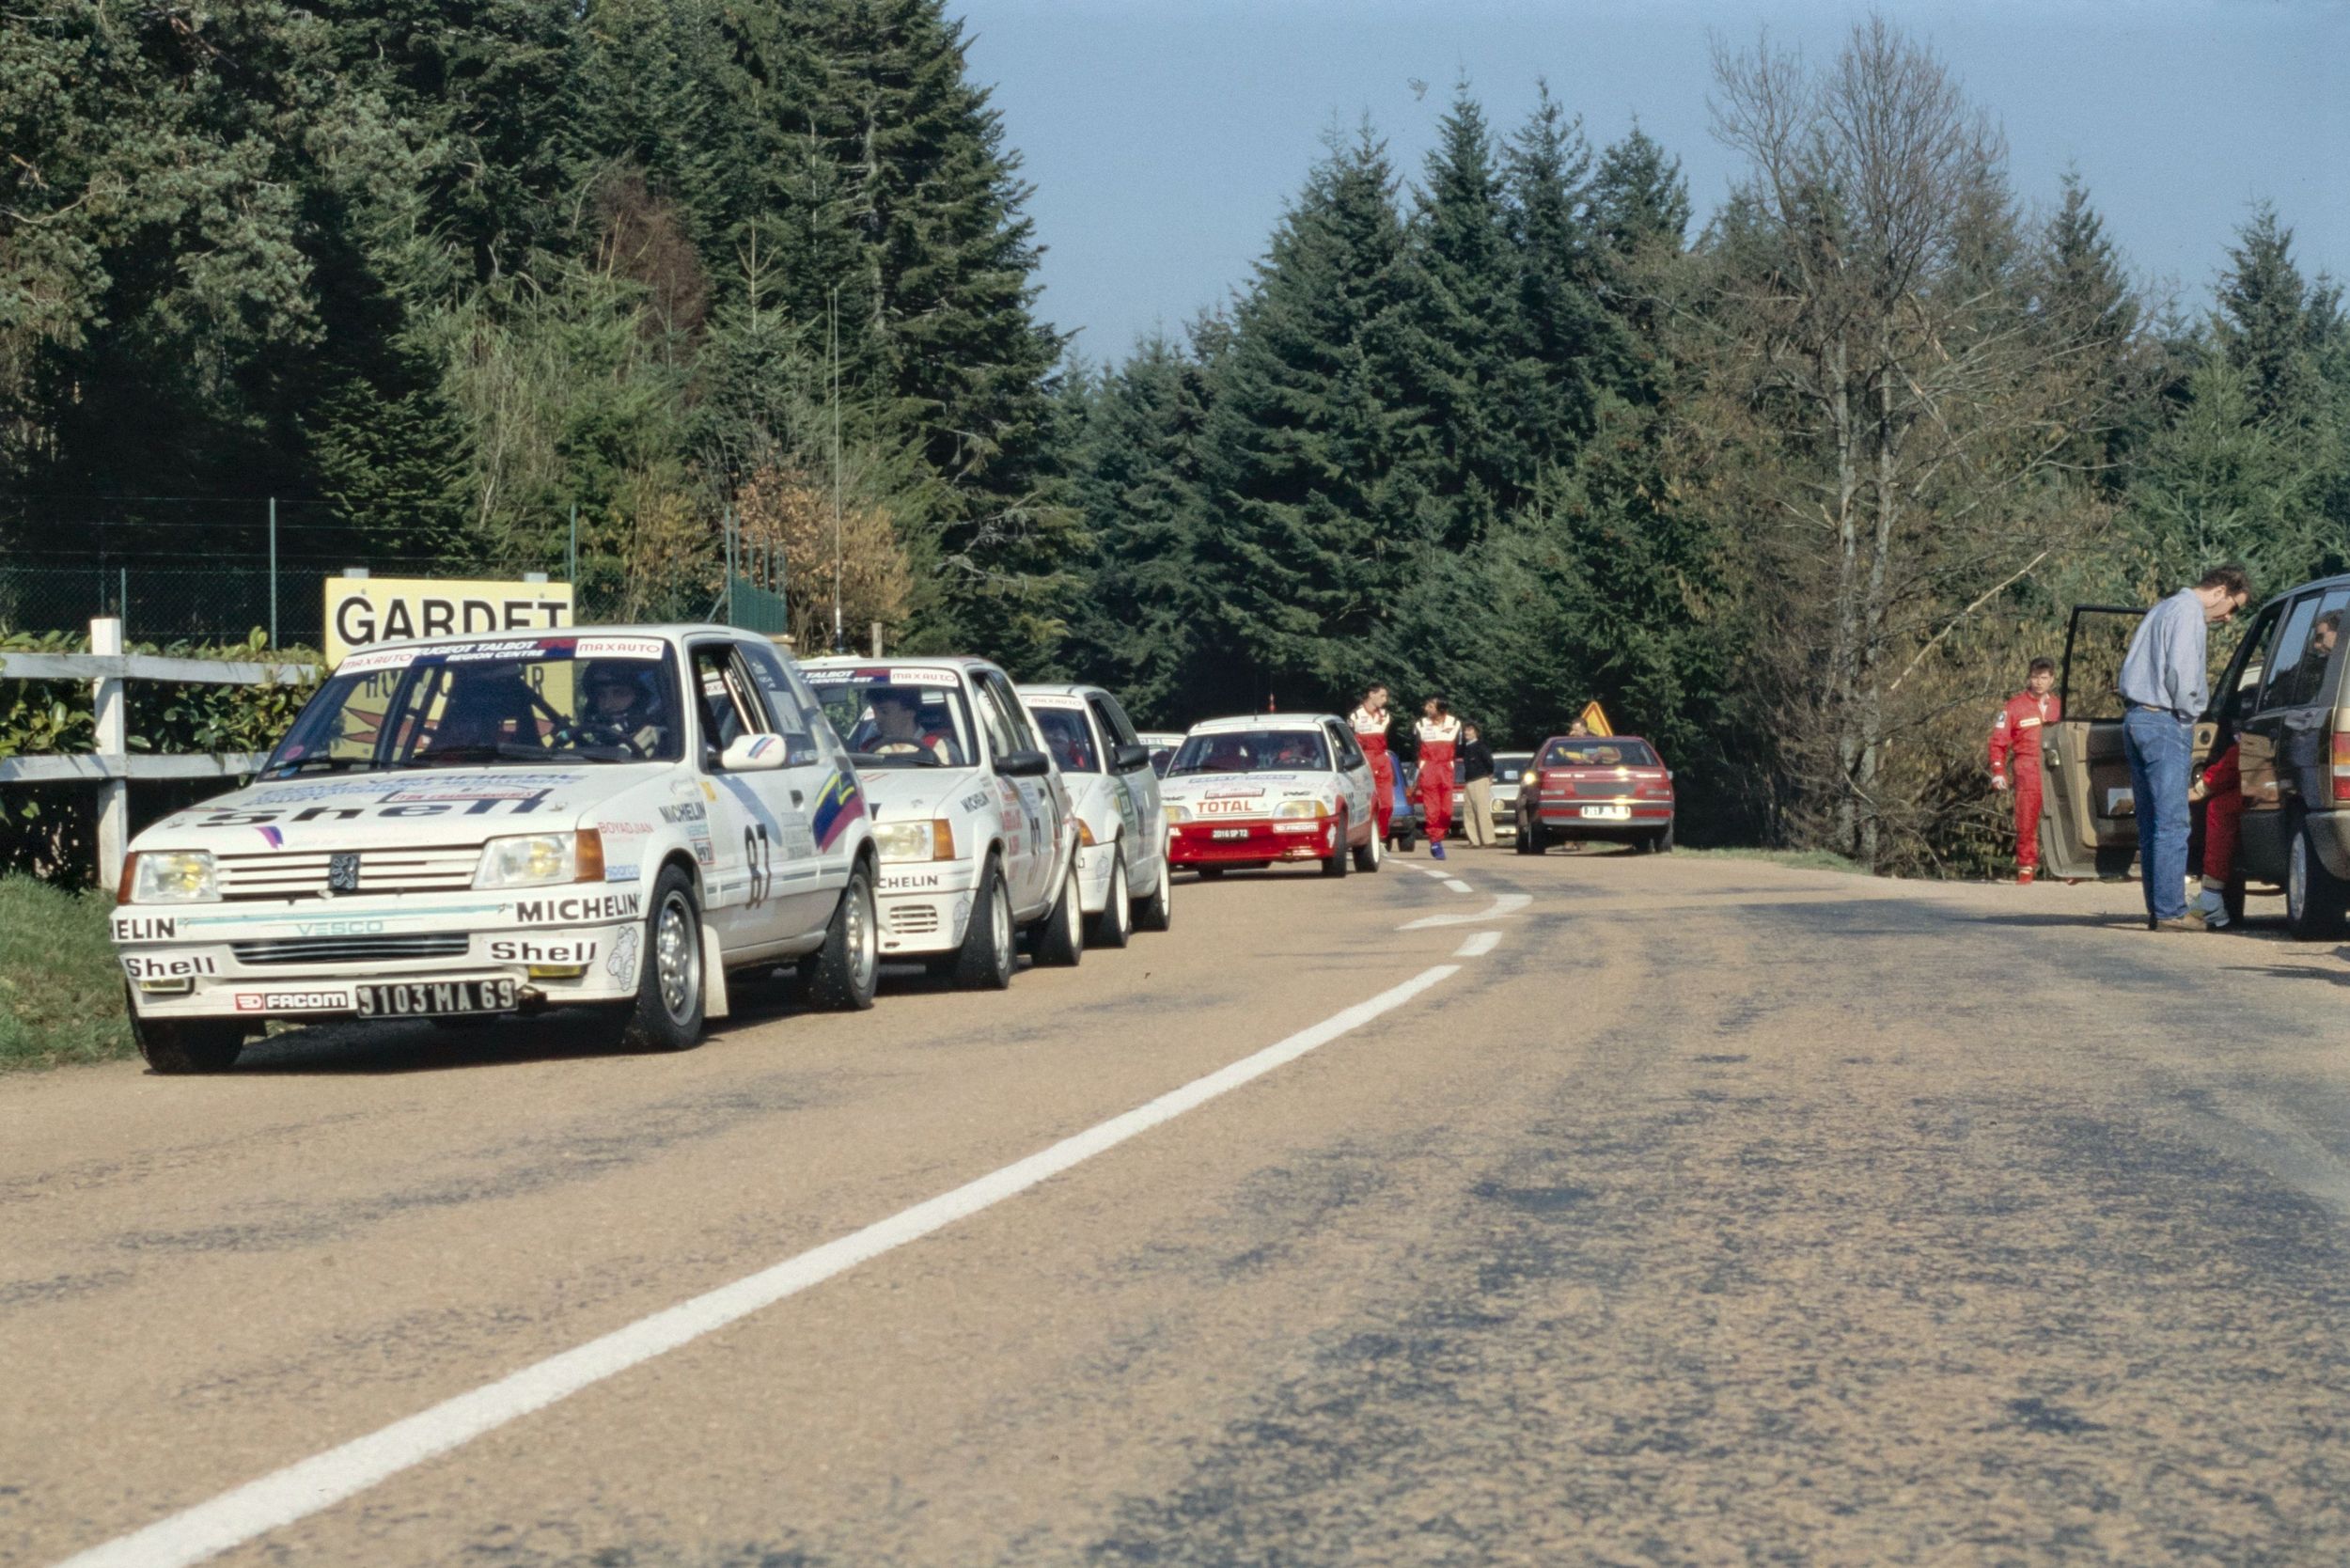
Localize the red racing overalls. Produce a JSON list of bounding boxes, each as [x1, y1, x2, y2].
[[1988, 690, 2060, 873], [1352, 705, 1396, 839], [1416, 716, 1460, 841], [2201, 741, 2244, 895]]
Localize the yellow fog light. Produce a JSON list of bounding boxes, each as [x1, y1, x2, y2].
[[526, 963, 589, 980]]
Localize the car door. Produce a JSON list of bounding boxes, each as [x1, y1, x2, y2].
[[1324, 719, 1372, 832], [1088, 690, 1161, 882], [731, 638, 842, 942], [2238, 589, 2348, 885], [973, 668, 1062, 916], [964, 671, 1041, 913], [686, 639, 812, 949]]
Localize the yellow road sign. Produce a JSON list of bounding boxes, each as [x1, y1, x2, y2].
[[1579, 700, 1614, 737]]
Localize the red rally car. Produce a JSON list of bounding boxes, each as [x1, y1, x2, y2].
[[1514, 733, 1677, 855]]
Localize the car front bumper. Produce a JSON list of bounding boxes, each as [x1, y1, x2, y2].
[[873, 859, 980, 956], [112, 888, 648, 1022], [1168, 819, 1338, 866]]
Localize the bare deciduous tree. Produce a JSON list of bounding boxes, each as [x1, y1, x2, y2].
[[1693, 16, 2131, 865]]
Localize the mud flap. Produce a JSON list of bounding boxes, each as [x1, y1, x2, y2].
[[700, 923, 730, 1019]]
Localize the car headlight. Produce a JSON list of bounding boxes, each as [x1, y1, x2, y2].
[[126, 850, 218, 903], [875, 819, 956, 862], [1275, 798, 1329, 819], [1164, 802, 1191, 823], [474, 832, 602, 889]]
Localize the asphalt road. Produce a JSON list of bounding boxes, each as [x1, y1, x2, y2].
[[6, 849, 2350, 1568]]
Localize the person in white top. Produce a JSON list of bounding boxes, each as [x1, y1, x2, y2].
[[1414, 698, 1462, 859], [1350, 683, 1398, 845]]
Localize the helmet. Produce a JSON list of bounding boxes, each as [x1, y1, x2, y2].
[[581, 661, 659, 716]]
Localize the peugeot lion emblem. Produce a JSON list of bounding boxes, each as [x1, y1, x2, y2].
[[327, 853, 362, 895]]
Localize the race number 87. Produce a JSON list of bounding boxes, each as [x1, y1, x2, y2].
[[744, 823, 773, 905]]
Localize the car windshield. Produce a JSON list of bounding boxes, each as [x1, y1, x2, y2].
[[1168, 729, 1330, 775], [1029, 706, 1100, 773], [807, 671, 979, 768], [261, 637, 683, 776], [1540, 739, 1659, 768]]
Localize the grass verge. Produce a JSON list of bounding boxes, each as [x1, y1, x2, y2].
[[0, 875, 134, 1071], [1682, 846, 1872, 875]]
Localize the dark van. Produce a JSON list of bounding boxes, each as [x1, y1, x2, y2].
[[2043, 576, 2350, 936]]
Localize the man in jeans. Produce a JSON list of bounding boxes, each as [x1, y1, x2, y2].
[[2118, 564, 2251, 930]]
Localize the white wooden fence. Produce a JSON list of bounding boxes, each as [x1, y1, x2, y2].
[[0, 618, 317, 888]]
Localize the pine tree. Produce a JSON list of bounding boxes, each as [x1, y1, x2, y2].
[[2217, 205, 2344, 424], [1396, 86, 1524, 550], [1198, 128, 1425, 713], [1501, 87, 1614, 452], [1590, 125, 1692, 259]]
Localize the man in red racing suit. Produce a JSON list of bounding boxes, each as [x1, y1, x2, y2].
[[1988, 657, 2060, 884], [1351, 684, 1397, 842], [1415, 698, 1462, 860]]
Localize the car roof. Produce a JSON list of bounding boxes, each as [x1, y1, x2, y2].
[[802, 653, 1001, 670], [1016, 682, 1105, 699], [334, 622, 744, 659], [2256, 574, 2350, 612], [1537, 734, 1658, 751], [1188, 713, 1342, 734]]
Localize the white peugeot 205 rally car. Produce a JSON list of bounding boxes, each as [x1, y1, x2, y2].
[[1160, 713, 1382, 879], [1017, 682, 1172, 946], [801, 656, 1084, 987], [110, 626, 880, 1073]]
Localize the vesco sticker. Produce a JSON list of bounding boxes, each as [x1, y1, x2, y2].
[[234, 989, 351, 1013]]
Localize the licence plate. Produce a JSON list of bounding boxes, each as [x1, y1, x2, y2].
[[1580, 805, 1633, 822], [355, 979, 518, 1018], [1213, 828, 1249, 839]]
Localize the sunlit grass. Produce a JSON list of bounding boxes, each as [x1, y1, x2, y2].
[[0, 876, 134, 1071]]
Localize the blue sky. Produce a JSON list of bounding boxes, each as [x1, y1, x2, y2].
[[953, 0, 2349, 364]]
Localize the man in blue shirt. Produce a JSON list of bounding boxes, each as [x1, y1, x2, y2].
[[2118, 564, 2251, 929]]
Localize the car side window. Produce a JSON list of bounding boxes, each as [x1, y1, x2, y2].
[[2217, 602, 2288, 724], [1088, 693, 1138, 749], [977, 672, 1042, 755], [2263, 591, 2348, 712], [968, 678, 1023, 762], [1326, 722, 1365, 770], [689, 645, 761, 760], [733, 640, 822, 765], [2257, 597, 2322, 713]]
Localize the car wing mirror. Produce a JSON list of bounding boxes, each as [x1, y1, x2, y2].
[[1111, 742, 1151, 772], [719, 733, 791, 772], [996, 747, 1052, 778]]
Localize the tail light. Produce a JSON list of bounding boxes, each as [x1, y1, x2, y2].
[[2333, 729, 2350, 803]]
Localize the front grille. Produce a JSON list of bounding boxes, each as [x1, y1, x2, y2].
[[232, 933, 472, 966], [887, 904, 939, 936], [215, 846, 482, 902]]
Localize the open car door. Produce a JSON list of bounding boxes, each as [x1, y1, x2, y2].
[[2041, 606, 2149, 880]]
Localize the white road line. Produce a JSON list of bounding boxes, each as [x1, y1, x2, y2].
[[1401, 893, 1532, 931], [52, 964, 1466, 1568], [1452, 931, 1502, 958], [1442, 878, 1472, 894], [1406, 861, 1449, 881]]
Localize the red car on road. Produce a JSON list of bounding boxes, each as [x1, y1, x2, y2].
[[1514, 734, 1676, 854]]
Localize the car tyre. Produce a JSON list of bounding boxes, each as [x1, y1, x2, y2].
[[1090, 855, 1132, 949], [1322, 811, 1352, 878], [2285, 812, 2350, 940], [800, 857, 880, 1011], [952, 855, 1016, 989], [621, 865, 705, 1052], [1134, 858, 1173, 932], [132, 1006, 244, 1074], [1353, 820, 1382, 872], [1034, 859, 1085, 966], [1655, 818, 1676, 854]]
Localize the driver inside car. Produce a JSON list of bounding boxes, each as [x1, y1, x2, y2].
[[866, 687, 951, 763], [558, 662, 668, 757]]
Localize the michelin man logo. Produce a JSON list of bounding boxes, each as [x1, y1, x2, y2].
[[606, 926, 641, 987]]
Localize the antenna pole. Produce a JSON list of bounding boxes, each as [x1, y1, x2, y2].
[[830, 286, 845, 652]]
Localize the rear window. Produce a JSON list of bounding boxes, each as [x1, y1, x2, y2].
[[1539, 739, 1659, 769], [1030, 705, 1101, 773], [1493, 757, 1528, 783]]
